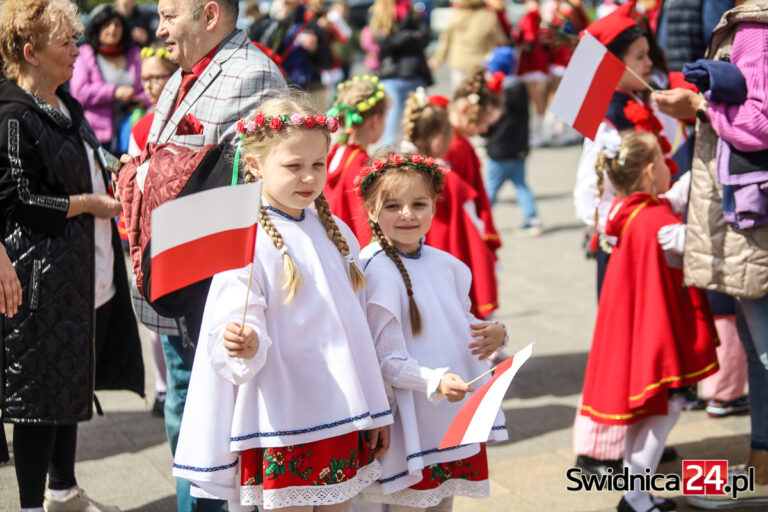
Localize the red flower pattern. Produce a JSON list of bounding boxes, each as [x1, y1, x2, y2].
[[254, 113, 266, 127], [269, 117, 283, 131]]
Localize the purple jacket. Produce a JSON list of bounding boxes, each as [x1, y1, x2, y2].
[[71, 44, 148, 144]]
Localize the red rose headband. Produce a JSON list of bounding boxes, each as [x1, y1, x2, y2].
[[356, 153, 447, 197], [231, 112, 340, 185]]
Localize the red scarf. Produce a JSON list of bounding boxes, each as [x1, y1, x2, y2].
[[97, 44, 125, 56]]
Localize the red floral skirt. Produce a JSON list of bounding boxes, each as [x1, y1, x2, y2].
[[410, 444, 488, 491], [239, 430, 380, 509]]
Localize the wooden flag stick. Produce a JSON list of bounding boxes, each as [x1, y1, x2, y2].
[[467, 364, 499, 387], [239, 263, 254, 334], [625, 66, 656, 93]]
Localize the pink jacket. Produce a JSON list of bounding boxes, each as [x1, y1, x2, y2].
[[71, 44, 148, 144]]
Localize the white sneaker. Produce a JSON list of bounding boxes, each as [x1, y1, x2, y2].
[[44, 487, 120, 512]]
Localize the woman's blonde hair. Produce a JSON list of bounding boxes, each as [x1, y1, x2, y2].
[[0, 0, 83, 81], [240, 93, 366, 301], [360, 153, 443, 336], [452, 67, 503, 126], [370, 0, 397, 37], [595, 130, 660, 214], [402, 89, 452, 154]]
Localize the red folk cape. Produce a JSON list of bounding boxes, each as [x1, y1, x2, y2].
[[325, 143, 372, 247], [580, 194, 718, 425], [444, 133, 501, 253], [425, 170, 498, 319]]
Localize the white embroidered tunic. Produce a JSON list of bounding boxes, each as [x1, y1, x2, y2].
[[172, 207, 393, 503], [359, 243, 508, 506]]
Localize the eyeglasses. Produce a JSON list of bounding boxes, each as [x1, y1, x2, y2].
[[141, 74, 171, 84]]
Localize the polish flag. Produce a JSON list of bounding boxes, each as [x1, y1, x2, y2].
[[150, 183, 261, 301], [548, 32, 626, 140], [439, 343, 533, 450]]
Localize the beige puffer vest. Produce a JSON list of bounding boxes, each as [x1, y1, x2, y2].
[[683, 0, 768, 299]]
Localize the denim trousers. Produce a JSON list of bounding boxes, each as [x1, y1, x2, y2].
[[161, 335, 227, 512], [735, 295, 768, 451], [485, 158, 538, 222], [380, 77, 426, 147]]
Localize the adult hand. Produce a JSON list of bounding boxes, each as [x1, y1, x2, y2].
[[652, 89, 705, 120], [85, 193, 123, 218], [438, 372, 473, 402], [115, 85, 136, 103], [468, 322, 506, 360], [300, 32, 318, 53], [223, 322, 259, 358], [427, 57, 439, 70], [365, 425, 390, 459], [0, 245, 22, 318]]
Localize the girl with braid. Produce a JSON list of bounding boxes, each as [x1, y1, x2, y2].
[[357, 151, 508, 511], [580, 131, 717, 512], [172, 95, 393, 512], [325, 75, 390, 246], [401, 89, 499, 323], [445, 68, 503, 261]]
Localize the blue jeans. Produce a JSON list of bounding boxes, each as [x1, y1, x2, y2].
[[485, 158, 538, 223], [735, 296, 768, 451], [162, 335, 226, 512], [380, 77, 426, 147]]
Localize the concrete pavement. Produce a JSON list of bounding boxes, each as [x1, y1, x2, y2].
[[0, 143, 755, 511]]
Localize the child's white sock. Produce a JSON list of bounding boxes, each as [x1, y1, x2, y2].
[[623, 396, 684, 510]]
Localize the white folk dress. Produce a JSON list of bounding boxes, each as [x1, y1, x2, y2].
[[172, 206, 393, 510], [359, 242, 508, 508]]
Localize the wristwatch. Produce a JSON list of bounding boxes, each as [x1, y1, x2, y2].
[[696, 98, 709, 123]]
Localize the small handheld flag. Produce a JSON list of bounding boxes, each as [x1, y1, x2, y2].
[[548, 32, 626, 140], [439, 343, 533, 450], [150, 182, 261, 301]]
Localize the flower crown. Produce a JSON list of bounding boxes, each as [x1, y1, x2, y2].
[[236, 112, 339, 134], [356, 153, 447, 196], [140, 47, 171, 60], [326, 75, 386, 130]]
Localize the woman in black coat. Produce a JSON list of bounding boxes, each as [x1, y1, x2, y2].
[[0, 0, 144, 509]]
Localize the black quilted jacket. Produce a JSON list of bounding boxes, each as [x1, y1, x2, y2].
[[0, 81, 144, 426]]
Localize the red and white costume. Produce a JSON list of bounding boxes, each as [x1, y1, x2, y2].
[[326, 142, 373, 246], [360, 242, 507, 507], [172, 207, 393, 510]]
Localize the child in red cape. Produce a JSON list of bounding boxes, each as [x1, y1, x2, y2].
[[400, 88, 499, 320], [580, 131, 718, 512], [445, 68, 503, 254], [325, 75, 390, 246]]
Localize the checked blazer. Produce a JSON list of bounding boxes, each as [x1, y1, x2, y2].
[[149, 29, 286, 150]]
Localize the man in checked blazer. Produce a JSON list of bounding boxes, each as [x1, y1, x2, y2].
[[119, 1, 285, 510]]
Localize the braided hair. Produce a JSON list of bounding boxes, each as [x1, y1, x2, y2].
[[240, 94, 366, 302], [359, 152, 445, 336], [452, 67, 503, 128], [402, 88, 452, 155]]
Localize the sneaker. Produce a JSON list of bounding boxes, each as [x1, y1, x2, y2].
[[44, 487, 120, 512], [706, 396, 750, 418], [518, 219, 543, 237], [151, 392, 166, 417], [687, 482, 768, 509]]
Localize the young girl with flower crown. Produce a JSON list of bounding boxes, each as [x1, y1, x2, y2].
[[400, 89, 499, 325], [445, 69, 503, 269], [325, 75, 390, 246], [172, 94, 393, 512], [579, 131, 718, 512], [356, 151, 508, 512]]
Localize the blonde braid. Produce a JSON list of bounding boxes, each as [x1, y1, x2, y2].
[[258, 205, 302, 303], [402, 91, 421, 143], [370, 220, 422, 336], [314, 193, 367, 291], [594, 153, 607, 230]]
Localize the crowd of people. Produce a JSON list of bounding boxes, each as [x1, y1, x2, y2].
[[0, 1, 766, 512]]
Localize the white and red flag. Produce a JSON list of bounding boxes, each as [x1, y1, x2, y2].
[[439, 343, 533, 450], [150, 183, 261, 301], [548, 32, 626, 140]]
